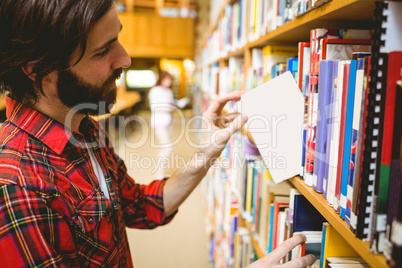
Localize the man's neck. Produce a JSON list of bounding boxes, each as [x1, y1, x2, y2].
[[23, 95, 86, 133]]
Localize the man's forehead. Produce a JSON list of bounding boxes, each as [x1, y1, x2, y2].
[[86, 4, 120, 47]]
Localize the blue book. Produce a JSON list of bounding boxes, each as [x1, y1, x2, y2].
[[278, 0, 286, 25], [323, 61, 339, 199], [293, 194, 326, 232], [340, 59, 357, 220], [267, 203, 275, 253], [313, 60, 334, 193], [287, 57, 299, 83]]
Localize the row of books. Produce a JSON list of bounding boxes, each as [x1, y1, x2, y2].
[[200, 2, 402, 267], [200, 45, 299, 102], [300, 28, 402, 267], [201, 0, 333, 67], [225, 26, 400, 261]]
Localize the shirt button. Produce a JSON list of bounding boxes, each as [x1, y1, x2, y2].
[[87, 216, 94, 224]]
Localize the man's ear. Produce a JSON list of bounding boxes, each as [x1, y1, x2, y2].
[[21, 64, 36, 81]]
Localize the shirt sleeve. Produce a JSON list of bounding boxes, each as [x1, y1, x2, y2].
[[0, 184, 71, 267], [115, 157, 177, 229]]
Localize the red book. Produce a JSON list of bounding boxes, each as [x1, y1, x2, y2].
[[335, 62, 351, 212], [305, 31, 317, 180], [272, 197, 289, 250], [301, 242, 306, 256], [298, 42, 310, 92], [380, 52, 402, 175]]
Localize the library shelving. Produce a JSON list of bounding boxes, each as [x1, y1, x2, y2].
[[196, 0, 399, 268]]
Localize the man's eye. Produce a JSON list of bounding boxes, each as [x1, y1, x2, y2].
[[96, 47, 110, 58]]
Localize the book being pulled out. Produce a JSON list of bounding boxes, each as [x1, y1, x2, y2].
[[241, 71, 304, 183]]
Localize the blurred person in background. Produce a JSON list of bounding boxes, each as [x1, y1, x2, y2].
[[148, 71, 175, 178]]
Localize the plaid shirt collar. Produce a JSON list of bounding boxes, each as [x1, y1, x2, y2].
[[5, 96, 96, 154]]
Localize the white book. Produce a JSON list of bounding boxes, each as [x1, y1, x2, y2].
[[241, 72, 304, 183]]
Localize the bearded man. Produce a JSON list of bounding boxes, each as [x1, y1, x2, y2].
[[0, 1, 315, 267]]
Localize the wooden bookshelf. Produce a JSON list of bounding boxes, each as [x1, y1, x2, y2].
[[289, 176, 388, 268], [0, 96, 5, 111], [199, 0, 391, 267]]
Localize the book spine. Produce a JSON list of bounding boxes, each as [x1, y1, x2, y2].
[[354, 56, 371, 232], [327, 61, 345, 208], [340, 59, 357, 221], [323, 60, 339, 200], [313, 60, 333, 193], [335, 62, 351, 213], [385, 81, 402, 262], [374, 52, 402, 254], [389, 82, 402, 268], [357, 1, 388, 240], [351, 57, 370, 233]]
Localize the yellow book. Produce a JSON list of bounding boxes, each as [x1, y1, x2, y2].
[[262, 45, 298, 82], [233, 232, 239, 268], [322, 223, 359, 268], [263, 169, 273, 181], [246, 164, 254, 214]]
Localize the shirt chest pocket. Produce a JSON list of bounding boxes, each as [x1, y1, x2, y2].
[[69, 192, 116, 264], [71, 191, 113, 241]]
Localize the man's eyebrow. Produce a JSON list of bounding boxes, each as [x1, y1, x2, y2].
[[92, 24, 123, 54]]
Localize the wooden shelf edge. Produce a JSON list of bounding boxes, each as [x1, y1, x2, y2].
[[0, 96, 5, 111], [289, 176, 388, 268]]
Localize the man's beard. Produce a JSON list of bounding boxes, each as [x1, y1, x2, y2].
[[57, 68, 123, 116]]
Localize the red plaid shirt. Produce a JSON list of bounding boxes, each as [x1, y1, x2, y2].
[[0, 96, 175, 267]]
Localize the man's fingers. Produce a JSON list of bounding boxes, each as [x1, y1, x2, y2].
[[269, 234, 307, 262], [280, 255, 317, 268], [213, 113, 242, 128], [204, 91, 243, 117], [227, 114, 248, 136]]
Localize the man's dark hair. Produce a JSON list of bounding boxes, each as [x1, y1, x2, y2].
[[0, 0, 115, 102]]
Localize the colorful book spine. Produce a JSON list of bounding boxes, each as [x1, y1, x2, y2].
[[313, 60, 334, 193], [388, 81, 402, 267], [352, 56, 371, 234], [327, 60, 346, 208], [348, 57, 366, 230], [335, 61, 351, 213], [267, 203, 275, 253], [373, 52, 402, 253], [305, 29, 319, 186], [340, 59, 357, 221], [323, 60, 339, 200]]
